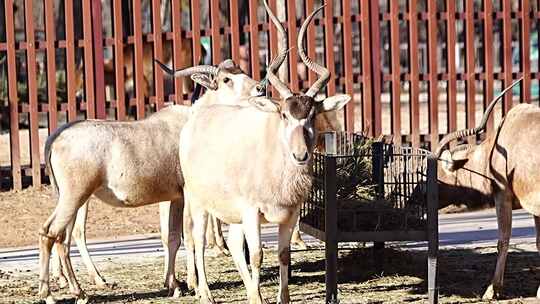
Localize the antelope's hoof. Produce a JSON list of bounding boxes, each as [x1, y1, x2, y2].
[[75, 291, 89, 304], [44, 295, 56, 304], [56, 276, 69, 289], [95, 278, 117, 290], [198, 289, 215, 304], [172, 287, 183, 298], [482, 284, 501, 300], [216, 246, 230, 257]]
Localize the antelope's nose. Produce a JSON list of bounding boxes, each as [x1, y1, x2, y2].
[[293, 151, 309, 162]]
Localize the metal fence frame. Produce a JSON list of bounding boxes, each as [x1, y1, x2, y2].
[[0, 0, 537, 190]]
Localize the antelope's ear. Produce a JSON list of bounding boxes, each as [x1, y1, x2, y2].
[[317, 94, 351, 113], [440, 150, 469, 172], [191, 74, 217, 90], [248, 96, 280, 113], [450, 149, 470, 170]]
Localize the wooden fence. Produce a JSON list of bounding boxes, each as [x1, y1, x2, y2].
[[0, 0, 538, 190]]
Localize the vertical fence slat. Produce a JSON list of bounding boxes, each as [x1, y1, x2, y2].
[[5, 0, 21, 190], [324, 1, 336, 96], [171, 0, 184, 104], [342, 0, 354, 131], [229, 0, 240, 63], [427, 0, 438, 150], [390, 0, 401, 145], [211, 0, 222, 65], [409, 0, 420, 148], [152, 0, 165, 110], [45, 1, 57, 132], [191, 0, 202, 68], [248, 0, 259, 79], [465, 0, 475, 142], [502, 0, 513, 113], [483, 0, 495, 136], [133, 0, 145, 118], [360, 0, 373, 135], [24, 0, 41, 186], [113, 0, 126, 120], [446, 0, 457, 136], [370, 1, 382, 136], [286, 0, 298, 91], [82, 0, 96, 119], [65, 0, 77, 121], [521, 0, 531, 103], [92, 0, 106, 118]]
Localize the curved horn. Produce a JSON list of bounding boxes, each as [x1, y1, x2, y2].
[[298, 4, 329, 98], [435, 77, 523, 157], [155, 60, 219, 77], [262, 0, 292, 99]]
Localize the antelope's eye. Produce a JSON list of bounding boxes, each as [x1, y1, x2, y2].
[[223, 77, 232, 85]]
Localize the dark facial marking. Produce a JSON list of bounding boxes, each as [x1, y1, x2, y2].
[[284, 95, 315, 120]]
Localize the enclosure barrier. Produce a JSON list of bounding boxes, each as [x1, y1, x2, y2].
[[0, 0, 537, 189], [300, 132, 438, 303]]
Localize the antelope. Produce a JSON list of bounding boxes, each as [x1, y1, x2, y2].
[[75, 37, 196, 105], [178, 2, 350, 303], [433, 78, 540, 300], [37, 60, 266, 304]]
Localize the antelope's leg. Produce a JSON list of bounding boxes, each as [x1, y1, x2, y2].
[[71, 202, 110, 289], [39, 192, 88, 304], [51, 242, 68, 288], [190, 205, 215, 303], [159, 199, 183, 297], [483, 192, 513, 300], [205, 215, 217, 249], [276, 209, 299, 304], [535, 216, 540, 298], [242, 210, 264, 304], [183, 199, 198, 292], [227, 224, 252, 290], [56, 217, 87, 301], [212, 217, 229, 256], [290, 224, 307, 250]]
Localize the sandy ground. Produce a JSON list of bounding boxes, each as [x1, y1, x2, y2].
[[0, 186, 161, 248]]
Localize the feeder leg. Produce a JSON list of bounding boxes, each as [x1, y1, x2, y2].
[[373, 242, 385, 274], [325, 238, 338, 303], [428, 245, 438, 304]]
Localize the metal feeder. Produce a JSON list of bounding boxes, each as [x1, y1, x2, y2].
[[299, 132, 439, 304]]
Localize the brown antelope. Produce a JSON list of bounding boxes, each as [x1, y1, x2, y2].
[[37, 60, 267, 304], [178, 2, 350, 303], [434, 78, 540, 300], [75, 37, 195, 104]]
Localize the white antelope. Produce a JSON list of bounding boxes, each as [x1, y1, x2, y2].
[[37, 60, 266, 304], [178, 2, 351, 303]]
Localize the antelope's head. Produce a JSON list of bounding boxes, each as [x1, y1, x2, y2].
[[155, 59, 265, 99], [434, 78, 522, 207], [249, 1, 350, 166]]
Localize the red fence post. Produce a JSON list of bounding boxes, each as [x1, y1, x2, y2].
[[24, 0, 41, 186], [92, 0, 107, 119], [5, 0, 22, 190], [427, 0, 438, 151]]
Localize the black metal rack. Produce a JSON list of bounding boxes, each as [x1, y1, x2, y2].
[[299, 133, 439, 304]]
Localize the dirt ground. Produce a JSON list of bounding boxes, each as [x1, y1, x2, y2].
[[2, 245, 540, 303], [0, 186, 161, 248]]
